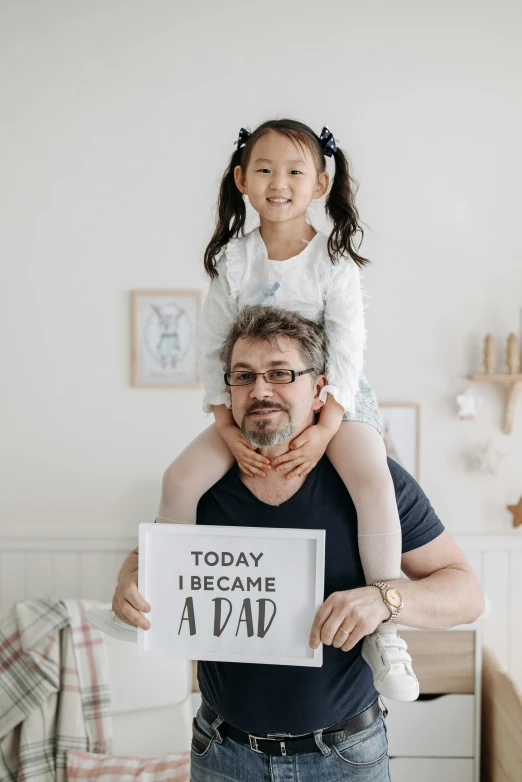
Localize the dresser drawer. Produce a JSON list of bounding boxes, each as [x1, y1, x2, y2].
[[400, 630, 475, 693], [384, 694, 475, 757], [389, 757, 474, 782]]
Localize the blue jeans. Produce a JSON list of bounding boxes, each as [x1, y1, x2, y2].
[[190, 704, 391, 782]]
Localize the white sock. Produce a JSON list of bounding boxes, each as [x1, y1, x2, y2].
[[358, 530, 402, 637]]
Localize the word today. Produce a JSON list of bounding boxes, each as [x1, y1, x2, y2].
[[190, 551, 264, 567]]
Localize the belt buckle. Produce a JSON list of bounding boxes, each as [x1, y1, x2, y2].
[[248, 734, 287, 756], [249, 735, 263, 753]]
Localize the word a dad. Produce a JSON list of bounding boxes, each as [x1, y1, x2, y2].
[[178, 549, 277, 639]]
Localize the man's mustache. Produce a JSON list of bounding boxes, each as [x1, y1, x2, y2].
[[245, 400, 289, 415]]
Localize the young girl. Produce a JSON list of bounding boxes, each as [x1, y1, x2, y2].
[[158, 119, 418, 701]]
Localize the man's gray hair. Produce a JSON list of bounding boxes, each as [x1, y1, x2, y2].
[[219, 305, 328, 376]]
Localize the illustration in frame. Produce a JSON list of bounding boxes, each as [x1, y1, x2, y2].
[[131, 289, 202, 388]]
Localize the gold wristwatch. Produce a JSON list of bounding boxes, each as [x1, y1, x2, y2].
[[371, 582, 404, 623]]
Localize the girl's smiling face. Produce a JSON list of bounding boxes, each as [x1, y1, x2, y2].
[[234, 131, 329, 226]]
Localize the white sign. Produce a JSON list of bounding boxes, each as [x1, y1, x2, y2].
[[138, 523, 325, 667]]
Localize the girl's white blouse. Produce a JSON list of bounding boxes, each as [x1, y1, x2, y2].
[[198, 228, 366, 415]]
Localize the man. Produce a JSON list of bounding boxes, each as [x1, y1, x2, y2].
[[113, 306, 484, 782]]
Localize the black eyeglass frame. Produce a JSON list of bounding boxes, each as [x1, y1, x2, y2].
[[224, 368, 316, 387]]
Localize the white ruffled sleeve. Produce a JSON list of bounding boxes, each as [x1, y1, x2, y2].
[[198, 255, 240, 414], [319, 260, 366, 416]]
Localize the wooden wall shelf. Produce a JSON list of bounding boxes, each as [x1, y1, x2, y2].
[[468, 374, 522, 434]]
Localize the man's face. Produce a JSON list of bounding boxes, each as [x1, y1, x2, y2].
[[228, 336, 324, 448]]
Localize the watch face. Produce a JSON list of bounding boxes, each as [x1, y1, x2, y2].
[[386, 588, 402, 608]]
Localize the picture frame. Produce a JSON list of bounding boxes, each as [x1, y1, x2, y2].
[[379, 402, 421, 481], [131, 289, 202, 388], [138, 523, 325, 667]]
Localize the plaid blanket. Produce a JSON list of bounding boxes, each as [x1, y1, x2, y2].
[[0, 599, 111, 781]]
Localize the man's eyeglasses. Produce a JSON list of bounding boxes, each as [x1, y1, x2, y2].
[[224, 368, 315, 387]]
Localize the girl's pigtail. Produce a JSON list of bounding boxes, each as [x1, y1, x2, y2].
[[204, 147, 246, 279], [325, 147, 370, 268]]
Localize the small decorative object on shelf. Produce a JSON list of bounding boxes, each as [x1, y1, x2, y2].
[[506, 333, 520, 375], [468, 440, 504, 475], [507, 497, 522, 529], [456, 387, 480, 420], [468, 332, 522, 434], [484, 333, 496, 374]]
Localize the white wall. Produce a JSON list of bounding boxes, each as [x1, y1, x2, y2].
[[1, 0, 521, 538]]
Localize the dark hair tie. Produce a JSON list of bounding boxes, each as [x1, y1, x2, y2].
[[318, 126, 337, 157], [235, 127, 252, 149]]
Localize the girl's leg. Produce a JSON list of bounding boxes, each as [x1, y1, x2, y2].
[[157, 423, 234, 524], [326, 421, 419, 701], [326, 421, 402, 585]]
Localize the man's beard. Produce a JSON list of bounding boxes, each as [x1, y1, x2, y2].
[[240, 401, 297, 448]]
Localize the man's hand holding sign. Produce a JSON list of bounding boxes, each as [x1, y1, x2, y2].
[[112, 539, 393, 660]]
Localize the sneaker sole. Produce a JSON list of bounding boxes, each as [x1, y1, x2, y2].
[[86, 608, 138, 643]]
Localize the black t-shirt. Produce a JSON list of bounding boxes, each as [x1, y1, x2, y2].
[[196, 456, 444, 735]]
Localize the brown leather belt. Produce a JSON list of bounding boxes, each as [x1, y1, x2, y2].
[[197, 698, 381, 757]]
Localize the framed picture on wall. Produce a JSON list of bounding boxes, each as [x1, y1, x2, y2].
[[379, 402, 420, 481], [131, 289, 202, 388]]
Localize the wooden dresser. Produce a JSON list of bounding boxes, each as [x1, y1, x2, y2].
[[384, 627, 481, 782]]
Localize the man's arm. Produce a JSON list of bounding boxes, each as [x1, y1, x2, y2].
[[309, 531, 485, 651], [386, 530, 485, 630], [112, 547, 151, 630]]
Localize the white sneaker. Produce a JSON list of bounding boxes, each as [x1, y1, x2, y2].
[[361, 630, 419, 701], [86, 607, 138, 643]]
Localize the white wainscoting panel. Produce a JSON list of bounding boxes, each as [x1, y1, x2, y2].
[[0, 537, 135, 612], [1, 534, 521, 689]]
